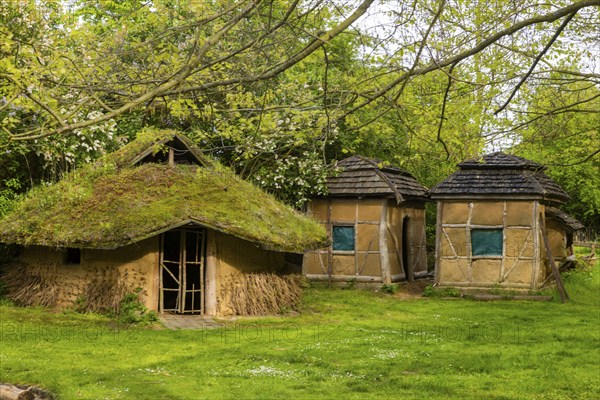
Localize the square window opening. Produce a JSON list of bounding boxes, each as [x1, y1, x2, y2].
[[471, 229, 503, 257], [332, 225, 355, 251]]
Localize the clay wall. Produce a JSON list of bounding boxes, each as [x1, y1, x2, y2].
[[213, 232, 286, 315], [18, 238, 159, 309], [303, 198, 427, 282], [436, 200, 542, 289]]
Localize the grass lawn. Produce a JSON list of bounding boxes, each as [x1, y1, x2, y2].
[[1, 255, 599, 399]]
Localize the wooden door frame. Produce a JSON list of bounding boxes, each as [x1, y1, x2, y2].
[[159, 229, 206, 314]]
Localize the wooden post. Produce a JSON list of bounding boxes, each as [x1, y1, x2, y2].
[[168, 148, 175, 166], [434, 201, 442, 285], [327, 200, 333, 288], [159, 234, 164, 313], [404, 215, 414, 282], [205, 231, 217, 316], [180, 230, 186, 313], [540, 215, 569, 303], [380, 200, 391, 284], [531, 201, 541, 287]]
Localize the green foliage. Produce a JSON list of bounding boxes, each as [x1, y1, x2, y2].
[[512, 77, 600, 234], [380, 284, 398, 294], [114, 289, 158, 325], [423, 284, 434, 297], [2, 0, 597, 216], [0, 178, 20, 221]]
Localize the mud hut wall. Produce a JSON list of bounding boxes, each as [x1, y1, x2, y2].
[[84, 238, 159, 310], [545, 216, 567, 261], [214, 232, 286, 315], [17, 238, 159, 309], [302, 198, 383, 279], [436, 200, 539, 288]]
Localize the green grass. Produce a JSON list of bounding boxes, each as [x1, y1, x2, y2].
[[1, 259, 599, 399]]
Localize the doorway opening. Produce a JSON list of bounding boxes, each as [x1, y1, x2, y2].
[[159, 229, 206, 314]]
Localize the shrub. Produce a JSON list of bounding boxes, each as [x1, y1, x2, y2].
[[423, 284, 434, 297], [381, 284, 398, 294], [114, 288, 158, 325]]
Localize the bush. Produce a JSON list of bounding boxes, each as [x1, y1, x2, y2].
[[113, 288, 158, 325], [423, 284, 434, 297], [381, 284, 398, 294]]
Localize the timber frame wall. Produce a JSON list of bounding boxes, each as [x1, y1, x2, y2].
[[434, 200, 567, 289], [303, 198, 427, 283]]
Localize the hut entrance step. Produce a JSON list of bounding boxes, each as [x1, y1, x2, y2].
[[159, 229, 206, 314]]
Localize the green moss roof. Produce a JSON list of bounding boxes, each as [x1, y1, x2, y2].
[[0, 130, 326, 252]]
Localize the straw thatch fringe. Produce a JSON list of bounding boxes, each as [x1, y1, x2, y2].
[[78, 275, 128, 313], [230, 273, 302, 316], [1, 264, 58, 307]]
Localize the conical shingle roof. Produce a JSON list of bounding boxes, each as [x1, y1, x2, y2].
[[429, 152, 570, 203], [324, 156, 428, 202]]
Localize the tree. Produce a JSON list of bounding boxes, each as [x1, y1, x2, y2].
[[512, 77, 600, 233], [1, 0, 598, 215]]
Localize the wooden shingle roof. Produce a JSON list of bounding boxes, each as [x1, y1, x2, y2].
[[429, 152, 570, 203], [546, 207, 584, 232], [323, 156, 428, 202]]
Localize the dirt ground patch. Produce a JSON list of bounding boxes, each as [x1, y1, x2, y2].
[[393, 279, 432, 299]]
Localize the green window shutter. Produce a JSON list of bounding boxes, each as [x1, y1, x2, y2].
[[332, 226, 355, 251], [471, 229, 503, 256]]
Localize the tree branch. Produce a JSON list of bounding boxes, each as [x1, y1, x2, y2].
[[10, 0, 376, 141], [10, 0, 262, 141], [340, 0, 600, 119], [494, 11, 578, 115], [436, 62, 456, 160]]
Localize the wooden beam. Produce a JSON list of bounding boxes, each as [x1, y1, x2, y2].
[[404, 216, 415, 282], [380, 200, 391, 284], [540, 214, 569, 303], [168, 147, 175, 166], [434, 201, 442, 285], [205, 230, 217, 316], [327, 200, 333, 287]]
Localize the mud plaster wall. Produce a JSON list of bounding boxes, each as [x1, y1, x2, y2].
[[303, 198, 427, 281], [545, 217, 567, 260], [437, 200, 542, 288], [18, 237, 159, 309], [303, 199, 382, 277], [214, 232, 286, 315]]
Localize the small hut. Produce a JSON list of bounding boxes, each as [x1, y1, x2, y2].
[[303, 156, 429, 284], [429, 152, 583, 290], [0, 129, 326, 315]]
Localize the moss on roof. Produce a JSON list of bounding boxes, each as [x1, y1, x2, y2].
[[0, 130, 326, 252]]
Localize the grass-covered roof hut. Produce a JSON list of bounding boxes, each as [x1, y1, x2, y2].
[[0, 129, 326, 315], [429, 152, 583, 290], [303, 156, 429, 284]]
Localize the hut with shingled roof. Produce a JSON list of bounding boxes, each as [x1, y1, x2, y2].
[[429, 152, 583, 290], [0, 129, 326, 315], [303, 156, 429, 284]]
